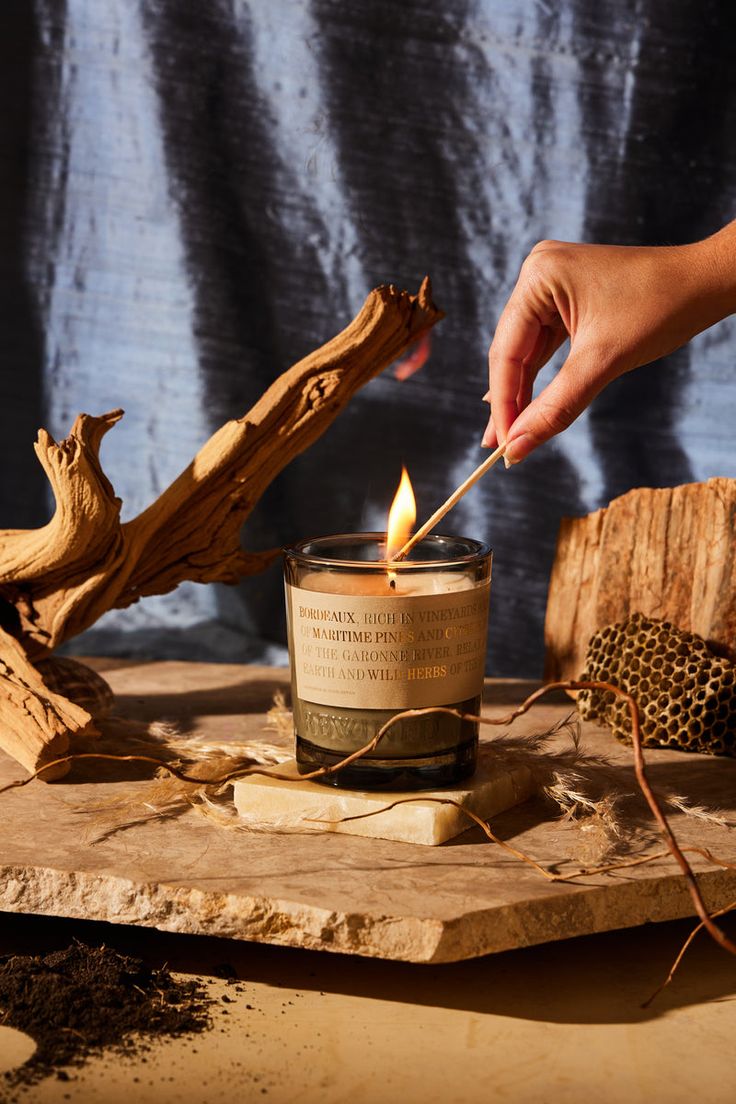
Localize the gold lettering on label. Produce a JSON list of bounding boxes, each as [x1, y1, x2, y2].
[[407, 665, 448, 681]]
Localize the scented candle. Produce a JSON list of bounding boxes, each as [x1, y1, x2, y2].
[[284, 532, 492, 789]]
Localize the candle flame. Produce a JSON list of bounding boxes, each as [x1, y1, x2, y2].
[[385, 466, 416, 561]]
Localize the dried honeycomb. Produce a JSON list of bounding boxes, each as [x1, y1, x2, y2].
[[577, 611, 736, 758]]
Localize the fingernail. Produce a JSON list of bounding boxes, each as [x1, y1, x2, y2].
[[504, 433, 532, 467], [482, 390, 491, 404]]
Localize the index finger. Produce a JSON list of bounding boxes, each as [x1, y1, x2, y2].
[[487, 295, 546, 445]]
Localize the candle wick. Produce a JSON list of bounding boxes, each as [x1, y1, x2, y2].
[[389, 577, 396, 590]]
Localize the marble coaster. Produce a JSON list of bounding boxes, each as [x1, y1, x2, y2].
[[232, 758, 535, 846]]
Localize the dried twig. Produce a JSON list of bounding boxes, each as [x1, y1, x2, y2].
[[489, 680, 736, 956], [310, 796, 554, 880], [641, 898, 736, 1009]]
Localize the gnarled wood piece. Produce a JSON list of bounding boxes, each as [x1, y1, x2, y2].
[[0, 279, 443, 774], [0, 628, 97, 780], [0, 411, 126, 652], [544, 478, 736, 685]]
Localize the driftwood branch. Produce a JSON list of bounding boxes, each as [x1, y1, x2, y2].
[[0, 279, 443, 775]]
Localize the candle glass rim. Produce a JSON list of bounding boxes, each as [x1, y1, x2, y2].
[[284, 531, 491, 571]]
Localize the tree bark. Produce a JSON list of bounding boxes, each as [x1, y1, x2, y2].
[[544, 478, 736, 684]]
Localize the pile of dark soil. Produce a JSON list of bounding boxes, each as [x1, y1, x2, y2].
[[0, 941, 212, 1089]]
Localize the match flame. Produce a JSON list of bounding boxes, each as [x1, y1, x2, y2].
[[385, 466, 416, 561]]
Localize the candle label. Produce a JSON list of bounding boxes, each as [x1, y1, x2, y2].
[[286, 581, 490, 709]]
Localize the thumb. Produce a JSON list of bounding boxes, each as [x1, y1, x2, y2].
[[503, 348, 608, 464]]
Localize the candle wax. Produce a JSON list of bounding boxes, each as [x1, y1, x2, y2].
[[298, 568, 477, 596]]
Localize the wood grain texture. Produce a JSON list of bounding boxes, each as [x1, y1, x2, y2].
[[544, 478, 736, 683], [0, 628, 96, 780], [0, 280, 443, 774]]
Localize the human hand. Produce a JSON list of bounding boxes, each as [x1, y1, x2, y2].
[[483, 226, 736, 464]]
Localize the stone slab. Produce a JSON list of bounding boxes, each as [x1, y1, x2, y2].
[[1, 659, 736, 963], [233, 758, 535, 844]]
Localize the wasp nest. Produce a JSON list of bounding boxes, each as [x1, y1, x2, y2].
[[577, 611, 736, 757]]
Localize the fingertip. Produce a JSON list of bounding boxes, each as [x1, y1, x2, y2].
[[504, 432, 533, 465]]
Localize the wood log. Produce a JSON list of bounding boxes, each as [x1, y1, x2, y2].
[[544, 477, 736, 684], [0, 279, 443, 775]]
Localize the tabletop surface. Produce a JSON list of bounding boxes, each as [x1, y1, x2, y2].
[[1, 658, 736, 1102], [1, 658, 735, 964]]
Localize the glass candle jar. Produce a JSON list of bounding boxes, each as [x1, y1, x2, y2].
[[284, 533, 492, 790]]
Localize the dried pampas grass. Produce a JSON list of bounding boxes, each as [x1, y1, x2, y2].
[[486, 718, 731, 864], [74, 701, 731, 865], [76, 700, 293, 841]]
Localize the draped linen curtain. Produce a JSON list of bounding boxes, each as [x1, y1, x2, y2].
[[2, 0, 735, 676]]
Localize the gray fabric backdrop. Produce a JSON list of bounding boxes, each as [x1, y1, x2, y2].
[[2, 0, 735, 676]]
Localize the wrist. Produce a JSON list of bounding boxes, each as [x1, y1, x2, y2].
[[691, 222, 736, 320]]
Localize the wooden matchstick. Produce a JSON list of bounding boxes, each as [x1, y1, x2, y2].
[[391, 443, 506, 560]]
